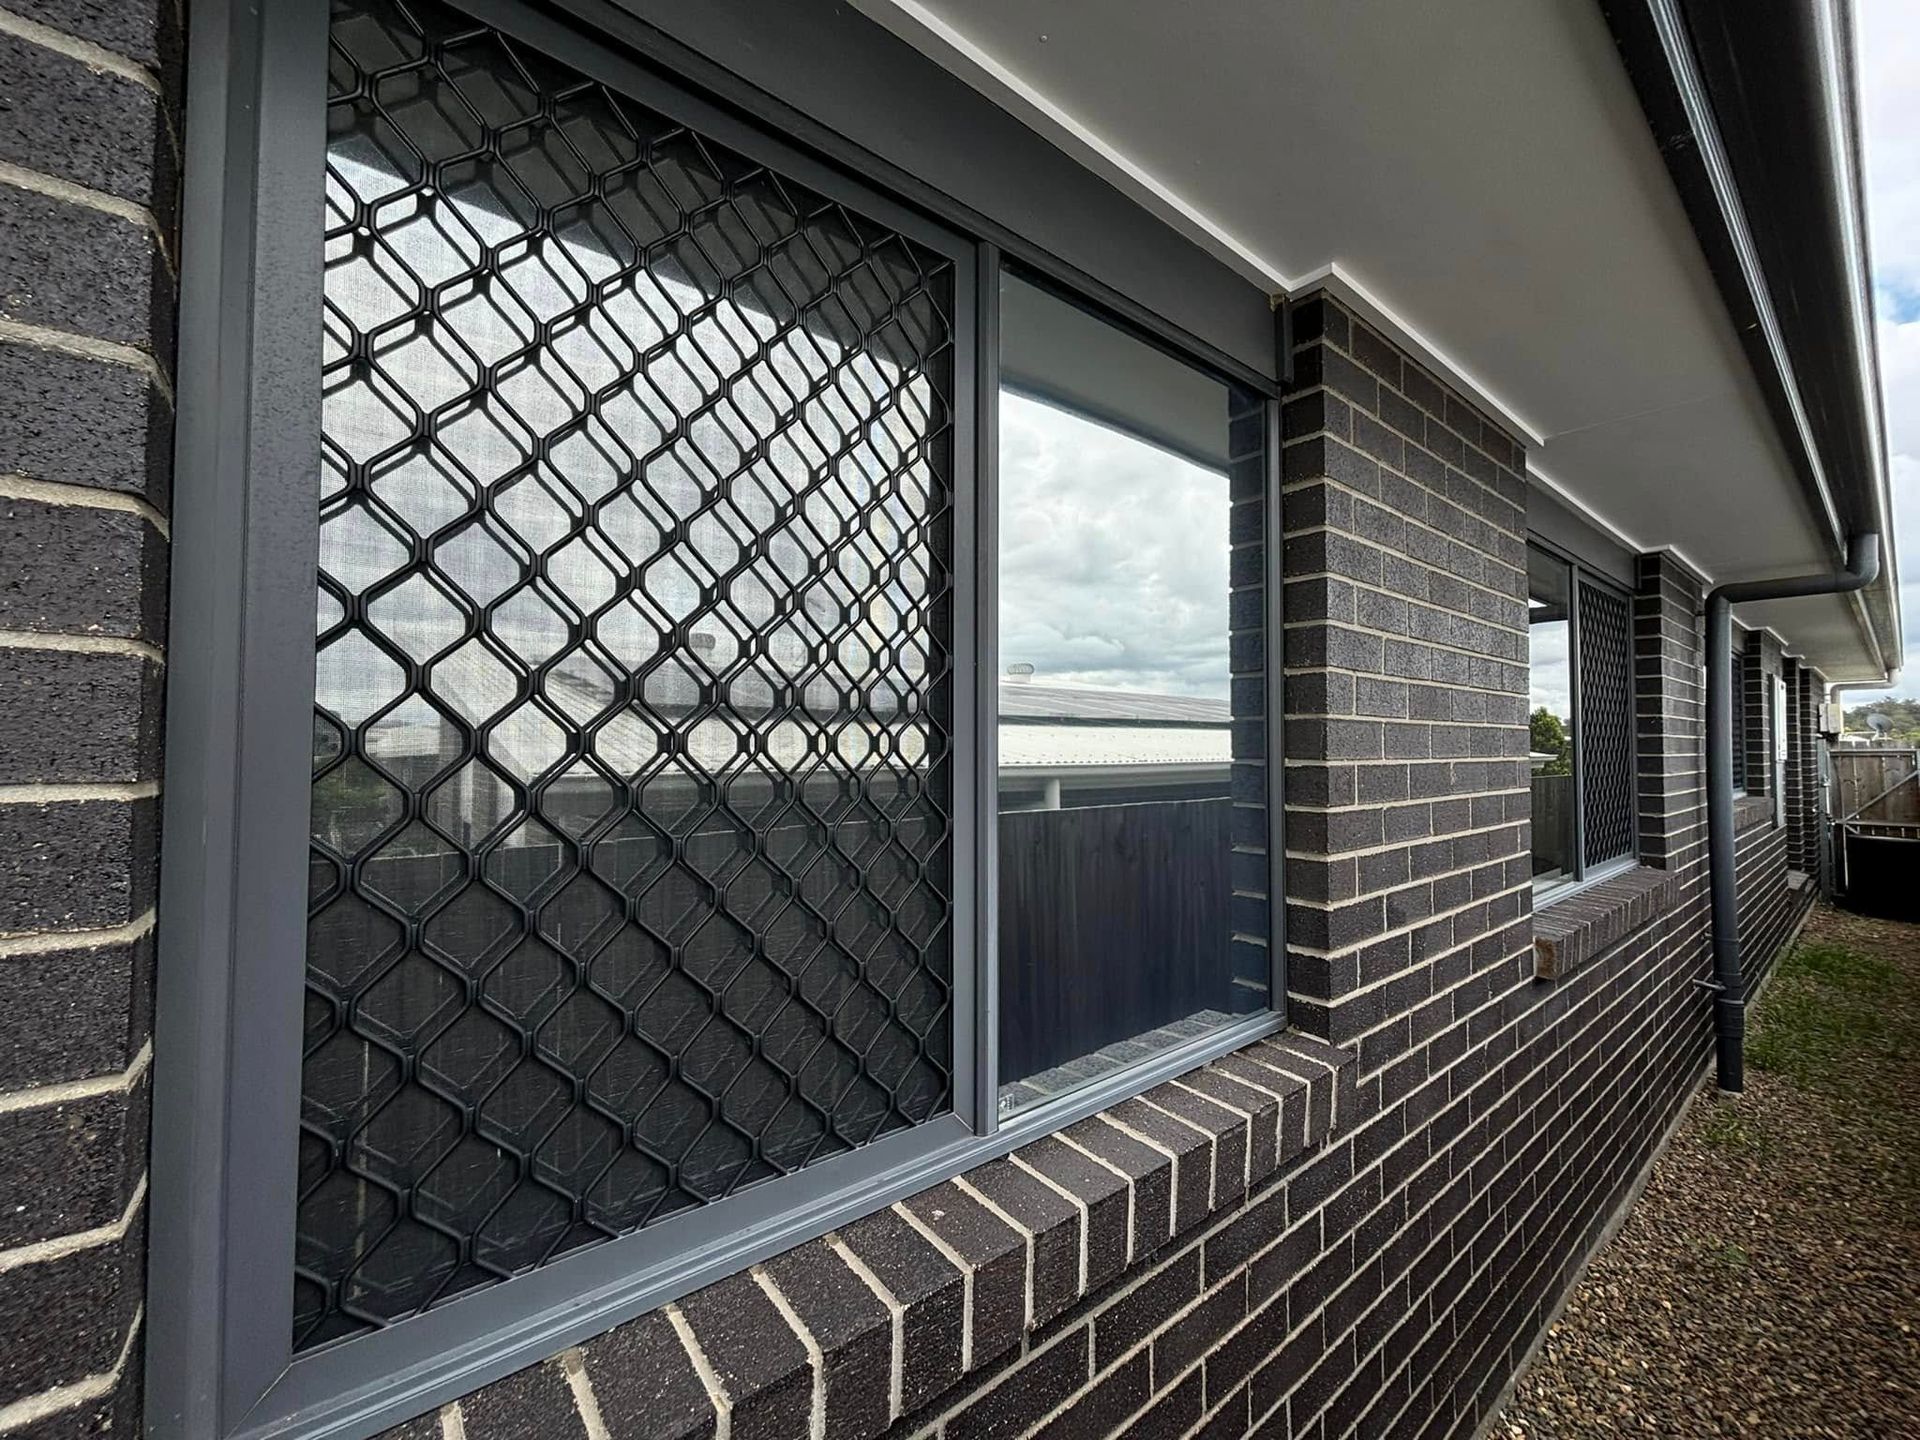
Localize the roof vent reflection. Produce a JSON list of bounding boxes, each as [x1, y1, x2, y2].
[[1006, 662, 1035, 686]]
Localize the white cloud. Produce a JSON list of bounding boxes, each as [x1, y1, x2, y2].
[[998, 392, 1233, 698], [1843, 1, 1920, 702]]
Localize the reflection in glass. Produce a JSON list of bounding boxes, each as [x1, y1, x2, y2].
[[300, 0, 955, 1351], [1730, 641, 1748, 792], [995, 273, 1267, 1116], [1528, 547, 1576, 891]]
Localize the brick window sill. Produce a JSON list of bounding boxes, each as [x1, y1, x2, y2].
[[383, 1031, 1358, 1440], [1532, 865, 1678, 980], [1735, 795, 1773, 833]]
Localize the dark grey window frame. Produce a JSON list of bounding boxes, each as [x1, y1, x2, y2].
[[1772, 669, 1789, 827], [1730, 628, 1750, 795], [1528, 535, 1639, 903], [148, 2, 1287, 1437]]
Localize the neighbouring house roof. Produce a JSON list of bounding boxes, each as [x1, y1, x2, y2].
[[997, 680, 1229, 726], [999, 723, 1230, 771]]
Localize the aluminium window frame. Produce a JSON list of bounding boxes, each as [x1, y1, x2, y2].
[[1772, 670, 1789, 827], [1729, 628, 1750, 796], [1528, 535, 1639, 905], [148, 3, 1287, 1438]]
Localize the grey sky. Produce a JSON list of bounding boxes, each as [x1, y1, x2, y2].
[[1841, 1, 1920, 701], [1529, 618, 1571, 725], [997, 391, 1232, 699]]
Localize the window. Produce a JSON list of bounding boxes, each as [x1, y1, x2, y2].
[[1528, 542, 1634, 897], [1773, 672, 1789, 825], [1730, 634, 1749, 793], [994, 273, 1271, 1115], [303, 6, 966, 1346], [154, 1, 1282, 1431], [1528, 549, 1576, 888]]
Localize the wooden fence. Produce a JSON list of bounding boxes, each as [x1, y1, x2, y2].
[[997, 797, 1233, 1083], [1830, 746, 1920, 828]]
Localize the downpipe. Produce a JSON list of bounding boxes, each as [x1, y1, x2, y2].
[[1704, 533, 1880, 1092]]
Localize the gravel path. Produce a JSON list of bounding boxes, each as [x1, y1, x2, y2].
[[1495, 902, 1920, 1439]]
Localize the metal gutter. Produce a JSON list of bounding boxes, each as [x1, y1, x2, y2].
[[1599, 0, 1899, 680], [1704, 533, 1879, 1093]]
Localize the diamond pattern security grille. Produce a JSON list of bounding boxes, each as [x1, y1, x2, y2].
[[1578, 581, 1634, 868], [1730, 649, 1749, 792], [300, 0, 957, 1350]]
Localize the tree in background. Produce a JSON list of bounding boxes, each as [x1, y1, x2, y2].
[[1530, 707, 1573, 776], [1843, 698, 1920, 747]]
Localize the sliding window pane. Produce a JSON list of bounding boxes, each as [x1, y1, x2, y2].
[[996, 274, 1268, 1116], [1730, 640, 1749, 792], [1576, 578, 1634, 868], [1528, 547, 1576, 891], [302, 0, 957, 1350]]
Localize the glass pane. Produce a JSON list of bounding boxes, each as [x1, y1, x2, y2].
[[995, 273, 1267, 1117], [301, 0, 956, 1350], [1731, 643, 1749, 791], [1528, 547, 1576, 892], [1576, 579, 1634, 868]]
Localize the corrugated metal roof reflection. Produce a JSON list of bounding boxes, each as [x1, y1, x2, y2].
[[996, 680, 1228, 725], [998, 724, 1229, 769]]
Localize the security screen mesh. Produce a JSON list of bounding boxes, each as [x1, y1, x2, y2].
[[299, 0, 956, 1348], [1577, 581, 1634, 868], [1730, 647, 1749, 792]]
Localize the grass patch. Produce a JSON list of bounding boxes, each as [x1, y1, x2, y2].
[[1747, 941, 1898, 1090], [1699, 1102, 1770, 1154]]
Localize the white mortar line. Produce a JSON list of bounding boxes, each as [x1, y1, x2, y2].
[[1283, 837, 1530, 881], [0, 474, 169, 538], [1094, 1113, 1180, 1240], [0, 160, 165, 254], [826, 1232, 905, 1422], [664, 1303, 732, 1440], [0, 1173, 145, 1273], [751, 1267, 825, 1440], [0, 319, 171, 401], [894, 1308, 1092, 1440], [951, 1176, 1034, 1331], [1182, 1387, 1246, 1439], [893, 1201, 975, 1373], [0, 7, 160, 92], [1132, 1097, 1220, 1211], [0, 1040, 150, 1115], [1205, 1062, 1290, 1159], [1281, 879, 1533, 963], [438, 1402, 466, 1440], [0, 780, 159, 805], [557, 1349, 610, 1440], [0, 1304, 140, 1433], [1055, 1132, 1136, 1265], [0, 908, 154, 958], [990, 1327, 1094, 1440], [1008, 1153, 1089, 1297], [1166, 1080, 1256, 1190], [0, 629, 164, 665], [1244, 1048, 1334, 1132]]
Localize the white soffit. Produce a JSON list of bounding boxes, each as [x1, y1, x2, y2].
[[856, 0, 1870, 671]]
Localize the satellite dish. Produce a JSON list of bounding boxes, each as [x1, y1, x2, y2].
[[1868, 713, 1893, 734]]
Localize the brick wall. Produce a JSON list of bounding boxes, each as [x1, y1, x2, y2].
[[0, 1, 179, 1432], [345, 292, 1812, 1440], [1731, 633, 1814, 999], [1782, 658, 1824, 880], [1263, 296, 1709, 1437], [0, 19, 1829, 1419]]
